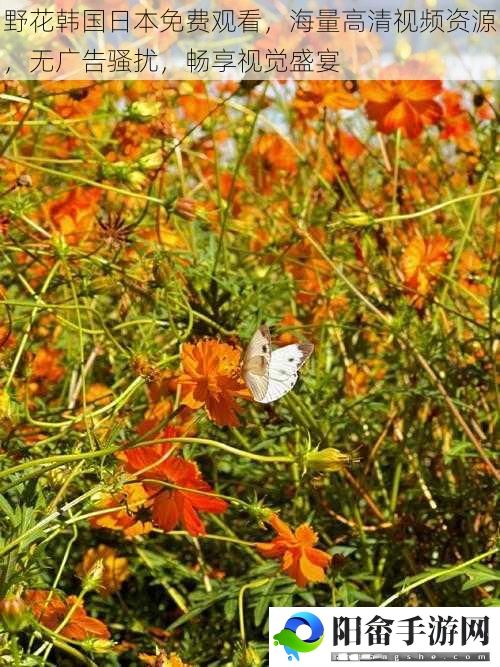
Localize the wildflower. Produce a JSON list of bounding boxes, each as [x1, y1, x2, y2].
[[77, 545, 130, 597], [30, 347, 64, 385], [139, 651, 190, 666], [256, 514, 331, 587], [83, 383, 114, 408], [285, 230, 332, 305], [24, 590, 110, 641], [0, 214, 10, 235], [249, 133, 297, 194], [90, 483, 154, 539], [276, 314, 302, 346], [121, 427, 228, 536], [42, 82, 103, 119], [401, 232, 452, 307], [440, 91, 475, 152], [457, 250, 488, 299], [40, 186, 101, 244], [294, 81, 359, 120], [473, 89, 495, 121], [344, 363, 369, 397], [457, 250, 488, 322], [109, 121, 154, 161], [178, 82, 219, 123], [361, 62, 442, 139], [178, 340, 250, 427]]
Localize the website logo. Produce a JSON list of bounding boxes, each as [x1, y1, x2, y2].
[[273, 611, 324, 661]]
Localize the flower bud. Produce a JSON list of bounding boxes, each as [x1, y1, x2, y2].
[[81, 558, 104, 593], [52, 233, 70, 259], [0, 596, 28, 632], [152, 253, 173, 286], [335, 210, 374, 228], [127, 170, 148, 191], [139, 150, 164, 171], [233, 642, 262, 667], [305, 447, 355, 473], [128, 101, 161, 121], [82, 638, 114, 653], [174, 197, 197, 221], [246, 502, 273, 525], [0, 388, 19, 425]]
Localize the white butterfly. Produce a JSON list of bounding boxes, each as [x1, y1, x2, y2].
[[241, 325, 313, 403]]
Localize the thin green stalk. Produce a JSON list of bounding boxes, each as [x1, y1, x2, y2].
[[391, 129, 401, 213], [380, 547, 498, 607], [375, 187, 498, 224], [5, 155, 164, 205], [238, 578, 270, 646], [4, 259, 60, 389]]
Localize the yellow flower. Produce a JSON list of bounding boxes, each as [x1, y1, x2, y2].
[[77, 545, 129, 597]]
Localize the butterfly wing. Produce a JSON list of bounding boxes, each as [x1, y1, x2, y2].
[[242, 326, 272, 402], [258, 342, 314, 404]]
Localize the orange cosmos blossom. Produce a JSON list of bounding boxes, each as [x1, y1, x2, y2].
[[30, 347, 64, 384], [24, 590, 110, 641], [361, 62, 443, 139], [90, 482, 154, 539], [40, 186, 101, 244], [76, 545, 130, 597], [256, 513, 331, 587], [293, 81, 360, 120], [401, 232, 452, 307], [139, 652, 191, 667], [178, 340, 250, 427], [440, 91, 476, 152], [121, 426, 228, 536], [249, 133, 298, 194], [457, 250, 488, 299]]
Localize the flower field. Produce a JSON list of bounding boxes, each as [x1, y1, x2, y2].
[[0, 78, 498, 666]]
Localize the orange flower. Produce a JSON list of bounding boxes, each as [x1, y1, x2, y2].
[[90, 482, 154, 539], [285, 229, 333, 305], [401, 232, 452, 307], [0, 325, 15, 350], [361, 63, 442, 139], [256, 514, 331, 587], [30, 347, 64, 384], [312, 296, 349, 325], [457, 250, 488, 299], [109, 120, 154, 161], [139, 652, 190, 667], [82, 383, 114, 408], [40, 186, 101, 244], [294, 81, 359, 119], [178, 340, 250, 427], [276, 314, 302, 346], [249, 133, 297, 194], [121, 427, 228, 536], [24, 589, 110, 641], [42, 82, 103, 119], [440, 91, 475, 152], [76, 545, 130, 597], [178, 82, 219, 123], [344, 363, 369, 398]]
